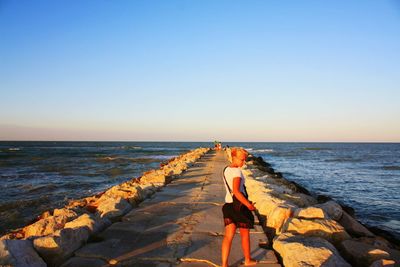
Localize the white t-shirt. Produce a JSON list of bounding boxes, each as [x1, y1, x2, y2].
[[223, 166, 246, 203]]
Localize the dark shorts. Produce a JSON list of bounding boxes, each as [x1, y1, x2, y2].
[[222, 202, 254, 229]]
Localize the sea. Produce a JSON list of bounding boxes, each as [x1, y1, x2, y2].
[[0, 142, 399, 240]]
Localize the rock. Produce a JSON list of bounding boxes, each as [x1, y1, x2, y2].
[[53, 208, 78, 219], [24, 215, 69, 239], [33, 227, 90, 266], [0, 239, 46, 267], [279, 193, 317, 207], [104, 184, 143, 206], [273, 233, 351, 267], [64, 213, 110, 235], [255, 196, 285, 221], [357, 236, 393, 251], [267, 205, 296, 235], [140, 170, 170, 185], [339, 211, 375, 237], [60, 256, 108, 267], [315, 200, 343, 221], [139, 184, 156, 198], [96, 196, 131, 220], [369, 259, 396, 267], [281, 218, 351, 244], [294, 207, 327, 219], [340, 239, 392, 266]]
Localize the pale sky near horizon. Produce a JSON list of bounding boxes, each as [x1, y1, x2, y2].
[[1, 0, 399, 142]]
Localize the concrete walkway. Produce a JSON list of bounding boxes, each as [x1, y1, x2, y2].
[[61, 151, 280, 267]]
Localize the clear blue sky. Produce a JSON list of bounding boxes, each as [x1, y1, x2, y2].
[[1, 0, 399, 142]]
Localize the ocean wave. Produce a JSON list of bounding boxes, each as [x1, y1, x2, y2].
[[250, 149, 275, 153], [141, 155, 177, 160], [0, 195, 50, 212], [117, 146, 142, 150], [382, 166, 400, 171], [325, 157, 362, 163], [302, 147, 332, 151]]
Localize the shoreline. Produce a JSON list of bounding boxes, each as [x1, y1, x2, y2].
[[0, 147, 210, 266], [240, 151, 400, 266], [249, 155, 400, 246], [1, 146, 399, 266]]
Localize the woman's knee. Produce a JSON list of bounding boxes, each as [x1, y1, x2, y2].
[[224, 224, 236, 238]]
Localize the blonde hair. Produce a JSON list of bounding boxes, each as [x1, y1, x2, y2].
[[231, 148, 248, 158]]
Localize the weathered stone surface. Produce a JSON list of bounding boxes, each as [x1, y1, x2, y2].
[[96, 196, 132, 220], [369, 259, 396, 267], [339, 211, 375, 237], [340, 239, 392, 266], [267, 205, 296, 235], [23, 215, 68, 239], [60, 256, 107, 267], [104, 184, 143, 206], [294, 207, 327, 219], [357, 236, 393, 251], [64, 213, 110, 234], [52, 208, 78, 219], [33, 227, 90, 266], [273, 233, 351, 267], [315, 200, 343, 221], [254, 194, 287, 220], [139, 183, 157, 198], [140, 169, 170, 185], [277, 192, 317, 207], [281, 218, 350, 244], [0, 239, 46, 267]]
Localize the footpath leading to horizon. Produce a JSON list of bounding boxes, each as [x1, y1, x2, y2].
[[61, 150, 279, 267]]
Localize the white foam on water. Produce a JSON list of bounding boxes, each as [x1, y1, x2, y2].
[[253, 149, 274, 153]]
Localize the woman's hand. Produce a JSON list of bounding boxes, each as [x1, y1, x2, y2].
[[246, 202, 256, 211]]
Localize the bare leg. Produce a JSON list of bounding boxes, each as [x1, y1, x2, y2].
[[221, 223, 236, 267], [239, 228, 257, 266]]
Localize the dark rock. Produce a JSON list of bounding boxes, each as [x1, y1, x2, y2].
[[368, 226, 400, 247], [341, 204, 355, 216], [317, 194, 333, 203], [291, 181, 311, 195]]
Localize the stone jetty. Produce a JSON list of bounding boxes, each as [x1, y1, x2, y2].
[[239, 150, 400, 267], [1, 147, 399, 267]]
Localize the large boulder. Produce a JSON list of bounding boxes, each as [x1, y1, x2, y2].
[[294, 207, 328, 219], [273, 233, 351, 267], [140, 170, 170, 185], [0, 239, 46, 267], [53, 208, 78, 219], [286, 193, 318, 207], [369, 259, 396, 267], [64, 213, 110, 235], [281, 218, 350, 244], [33, 227, 90, 267], [103, 183, 143, 206], [315, 201, 343, 221], [267, 205, 296, 235], [254, 194, 288, 219], [96, 196, 131, 221], [24, 215, 70, 239], [339, 211, 375, 237], [340, 239, 392, 266]]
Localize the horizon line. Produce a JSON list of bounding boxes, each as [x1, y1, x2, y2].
[[1, 139, 399, 144]]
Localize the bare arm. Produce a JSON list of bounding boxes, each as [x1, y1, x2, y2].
[[232, 177, 255, 211]]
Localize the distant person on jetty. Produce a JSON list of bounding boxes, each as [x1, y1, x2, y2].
[[221, 148, 257, 267]]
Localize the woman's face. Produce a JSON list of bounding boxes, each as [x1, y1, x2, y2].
[[235, 151, 248, 167]]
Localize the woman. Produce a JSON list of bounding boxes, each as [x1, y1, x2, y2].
[[221, 148, 257, 267]]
